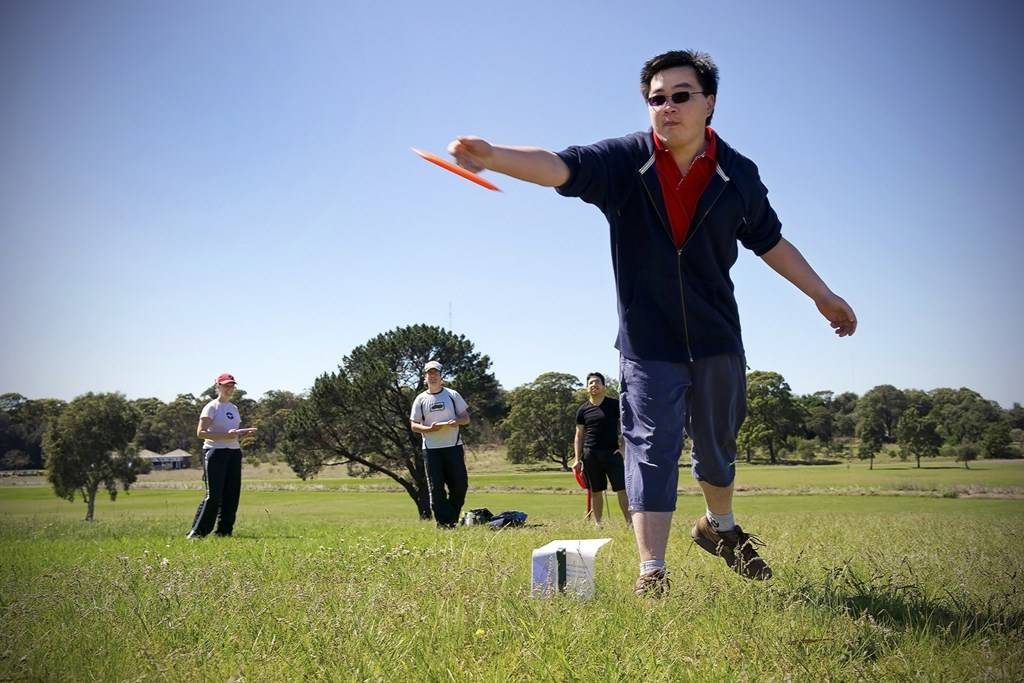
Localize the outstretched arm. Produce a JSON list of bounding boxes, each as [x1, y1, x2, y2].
[[448, 136, 570, 187], [760, 237, 858, 337]]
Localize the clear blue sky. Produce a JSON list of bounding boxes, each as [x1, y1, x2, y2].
[[2, 0, 1022, 407]]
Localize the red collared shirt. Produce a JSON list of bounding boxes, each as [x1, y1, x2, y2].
[[653, 127, 718, 249]]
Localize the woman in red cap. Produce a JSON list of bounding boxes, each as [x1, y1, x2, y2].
[[186, 373, 257, 538]]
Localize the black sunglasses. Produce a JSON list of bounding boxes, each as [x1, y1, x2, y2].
[[647, 91, 706, 108]]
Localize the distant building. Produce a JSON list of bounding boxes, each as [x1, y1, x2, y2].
[[140, 448, 193, 470]]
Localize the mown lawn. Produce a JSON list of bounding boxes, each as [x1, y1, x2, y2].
[[8, 454, 1020, 494], [89, 456, 1024, 497], [2, 477, 1023, 681]]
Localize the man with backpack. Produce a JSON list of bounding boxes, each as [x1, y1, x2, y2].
[[410, 360, 471, 528]]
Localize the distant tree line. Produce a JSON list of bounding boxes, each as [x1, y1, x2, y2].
[[6, 324, 1023, 521], [500, 371, 1024, 471], [1, 387, 306, 471], [3, 372, 1022, 479]]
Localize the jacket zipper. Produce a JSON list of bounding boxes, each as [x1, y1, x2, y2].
[[640, 167, 729, 364], [640, 179, 695, 362]]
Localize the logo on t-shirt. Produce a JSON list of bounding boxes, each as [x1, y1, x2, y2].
[[227, 412, 235, 420], [429, 402, 446, 413]]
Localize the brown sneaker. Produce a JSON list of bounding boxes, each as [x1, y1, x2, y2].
[[691, 516, 773, 580], [633, 568, 671, 597]]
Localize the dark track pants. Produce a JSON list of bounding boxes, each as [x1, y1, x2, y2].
[[189, 447, 242, 537], [423, 445, 468, 527]]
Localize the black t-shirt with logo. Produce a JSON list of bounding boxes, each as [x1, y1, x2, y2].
[[575, 397, 620, 453]]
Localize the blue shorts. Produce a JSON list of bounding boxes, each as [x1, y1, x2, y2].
[[620, 354, 746, 512]]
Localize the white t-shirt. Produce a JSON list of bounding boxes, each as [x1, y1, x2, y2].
[[200, 399, 241, 449], [410, 387, 468, 449]]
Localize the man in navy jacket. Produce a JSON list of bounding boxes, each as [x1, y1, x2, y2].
[[449, 50, 857, 597]]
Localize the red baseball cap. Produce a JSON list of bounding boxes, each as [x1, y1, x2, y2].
[[216, 373, 237, 385]]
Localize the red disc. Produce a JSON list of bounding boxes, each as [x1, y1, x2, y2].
[[412, 148, 502, 192]]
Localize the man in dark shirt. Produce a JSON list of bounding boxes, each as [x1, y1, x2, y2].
[[449, 49, 856, 596], [573, 372, 630, 526]]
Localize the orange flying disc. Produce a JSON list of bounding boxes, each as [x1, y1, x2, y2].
[[412, 148, 501, 192]]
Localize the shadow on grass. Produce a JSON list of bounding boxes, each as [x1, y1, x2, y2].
[[871, 465, 988, 471], [786, 560, 1024, 641], [222, 532, 306, 540], [737, 459, 844, 467]]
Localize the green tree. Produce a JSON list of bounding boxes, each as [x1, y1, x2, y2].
[[830, 391, 859, 438], [798, 391, 834, 445], [0, 393, 66, 469], [981, 420, 1014, 459], [948, 442, 979, 469], [1008, 403, 1024, 431], [504, 372, 582, 470], [856, 424, 884, 470], [248, 390, 306, 455], [134, 393, 204, 457], [929, 388, 1002, 446], [738, 371, 803, 464], [902, 388, 934, 418], [131, 397, 166, 451], [787, 436, 819, 462], [131, 397, 165, 418], [43, 393, 147, 521], [855, 385, 907, 444], [282, 325, 502, 519], [895, 407, 942, 468]]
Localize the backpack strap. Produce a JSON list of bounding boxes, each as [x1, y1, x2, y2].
[[446, 388, 463, 446]]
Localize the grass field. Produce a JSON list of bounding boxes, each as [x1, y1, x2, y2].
[[9, 451, 1020, 497], [2, 460, 1023, 680]]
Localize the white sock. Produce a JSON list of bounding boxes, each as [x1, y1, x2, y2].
[[639, 559, 666, 575], [706, 509, 735, 533]]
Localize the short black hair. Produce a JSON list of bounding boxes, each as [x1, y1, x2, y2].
[[640, 50, 719, 125], [585, 372, 606, 386]]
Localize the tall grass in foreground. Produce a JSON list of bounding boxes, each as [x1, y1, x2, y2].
[[1, 491, 1022, 681]]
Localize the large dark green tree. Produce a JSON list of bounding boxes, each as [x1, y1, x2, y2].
[[737, 371, 803, 464], [831, 391, 860, 438], [856, 422, 885, 470], [282, 325, 502, 518], [43, 393, 147, 521], [853, 385, 908, 470], [504, 372, 582, 471], [798, 391, 835, 445], [248, 390, 306, 455], [855, 385, 907, 445], [1008, 403, 1024, 431], [981, 421, 1014, 459], [895, 407, 942, 468], [133, 393, 205, 457], [929, 388, 1002, 447], [1, 393, 66, 469]]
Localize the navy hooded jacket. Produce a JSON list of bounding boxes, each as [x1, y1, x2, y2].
[[555, 131, 782, 363]]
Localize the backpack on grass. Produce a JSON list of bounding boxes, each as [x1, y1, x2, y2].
[[461, 508, 494, 526], [488, 510, 528, 529]]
